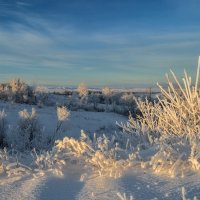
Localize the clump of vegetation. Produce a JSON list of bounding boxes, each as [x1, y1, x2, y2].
[[102, 86, 112, 96], [0, 78, 35, 104], [12, 108, 43, 151], [77, 82, 88, 97], [0, 58, 199, 181], [120, 57, 200, 177], [34, 130, 131, 177], [49, 106, 70, 146]]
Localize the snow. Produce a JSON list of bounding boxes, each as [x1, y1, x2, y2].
[[1, 165, 200, 200], [0, 174, 45, 200], [0, 101, 200, 200], [0, 101, 126, 139], [37, 166, 84, 200]]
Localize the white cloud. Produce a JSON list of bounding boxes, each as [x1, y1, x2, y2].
[[16, 1, 31, 7]]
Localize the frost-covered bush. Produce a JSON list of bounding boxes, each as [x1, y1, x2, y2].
[[32, 149, 66, 176], [9, 79, 26, 93], [12, 108, 43, 151], [0, 148, 33, 177], [49, 106, 70, 147], [55, 106, 70, 136], [77, 82, 88, 97], [102, 87, 112, 109], [76, 82, 89, 107], [0, 79, 35, 104], [34, 130, 131, 177], [0, 110, 7, 148], [120, 93, 135, 106], [9, 79, 34, 103], [57, 106, 70, 122], [120, 57, 200, 176], [102, 87, 112, 96]]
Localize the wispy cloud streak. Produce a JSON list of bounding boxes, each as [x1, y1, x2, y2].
[[0, 1, 199, 86]]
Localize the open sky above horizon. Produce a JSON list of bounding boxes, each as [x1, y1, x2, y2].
[[0, 0, 200, 88]]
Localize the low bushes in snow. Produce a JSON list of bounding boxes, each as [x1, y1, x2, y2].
[[0, 59, 200, 181], [2, 106, 70, 152], [64, 89, 137, 115], [0, 79, 35, 104], [0, 79, 141, 115], [32, 130, 131, 177], [120, 57, 200, 177]]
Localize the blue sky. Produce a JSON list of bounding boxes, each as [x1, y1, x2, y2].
[[0, 0, 200, 87]]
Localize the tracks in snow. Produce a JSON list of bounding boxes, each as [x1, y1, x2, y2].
[[0, 174, 46, 200], [77, 174, 124, 200], [1, 167, 200, 200]]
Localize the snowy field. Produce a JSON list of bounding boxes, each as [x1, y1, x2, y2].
[[0, 101, 126, 139], [0, 64, 200, 200], [0, 100, 200, 200]]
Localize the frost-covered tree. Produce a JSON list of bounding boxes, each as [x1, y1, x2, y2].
[[101, 87, 112, 109], [6, 79, 34, 103], [77, 82, 88, 97], [77, 82, 89, 107], [13, 108, 43, 151], [9, 79, 26, 93], [102, 87, 112, 96]]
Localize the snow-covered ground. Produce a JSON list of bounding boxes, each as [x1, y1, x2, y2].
[[1, 163, 200, 200], [0, 101, 200, 200], [0, 101, 126, 139]]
